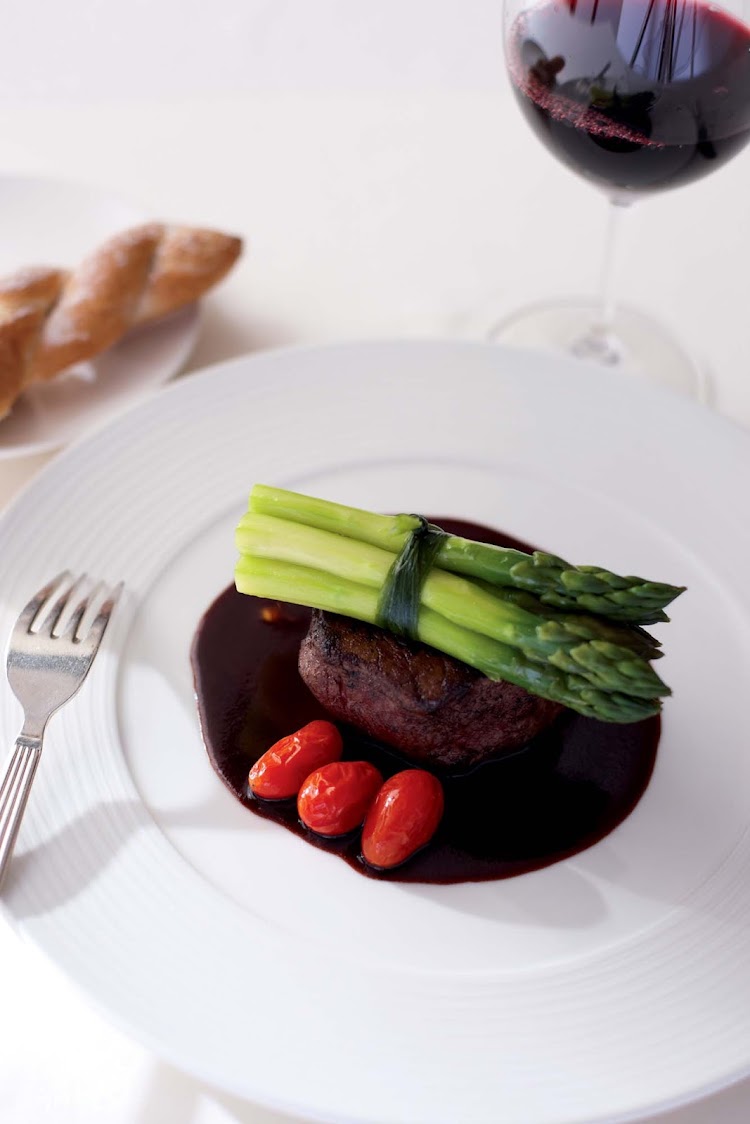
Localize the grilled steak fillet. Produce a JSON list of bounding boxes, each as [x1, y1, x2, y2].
[[298, 611, 564, 770]]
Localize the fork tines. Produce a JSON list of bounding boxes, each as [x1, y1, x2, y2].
[[22, 572, 123, 645]]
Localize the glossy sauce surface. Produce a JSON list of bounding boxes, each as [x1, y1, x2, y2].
[[192, 520, 659, 883]]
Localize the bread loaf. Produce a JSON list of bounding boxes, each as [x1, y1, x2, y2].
[[0, 223, 242, 418]]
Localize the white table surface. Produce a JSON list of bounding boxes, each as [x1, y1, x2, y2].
[[1, 3, 750, 1122]]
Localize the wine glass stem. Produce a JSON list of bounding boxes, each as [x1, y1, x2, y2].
[[573, 197, 631, 365]]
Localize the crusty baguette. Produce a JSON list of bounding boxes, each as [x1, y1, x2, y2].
[[135, 225, 242, 325], [0, 223, 242, 419], [0, 267, 67, 417]]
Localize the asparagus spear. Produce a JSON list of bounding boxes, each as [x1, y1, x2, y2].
[[235, 553, 660, 724], [473, 584, 663, 661], [235, 512, 669, 715], [248, 484, 685, 625]]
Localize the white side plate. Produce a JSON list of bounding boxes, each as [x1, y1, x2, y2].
[[0, 175, 199, 457]]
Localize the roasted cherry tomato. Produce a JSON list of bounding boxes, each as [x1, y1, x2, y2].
[[297, 761, 383, 837], [248, 720, 343, 800], [361, 769, 444, 869]]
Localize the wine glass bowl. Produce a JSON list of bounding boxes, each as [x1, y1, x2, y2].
[[497, 0, 750, 397]]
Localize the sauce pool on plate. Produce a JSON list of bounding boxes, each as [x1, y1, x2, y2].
[[191, 519, 659, 883]]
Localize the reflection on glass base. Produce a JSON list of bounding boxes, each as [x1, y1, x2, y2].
[[490, 299, 709, 403]]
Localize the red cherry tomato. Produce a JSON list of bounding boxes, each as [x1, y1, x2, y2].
[[361, 769, 444, 870], [248, 720, 343, 800], [298, 761, 384, 837]]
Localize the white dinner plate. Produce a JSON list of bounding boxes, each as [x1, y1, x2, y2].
[[1, 339, 750, 1124], [0, 175, 199, 458]]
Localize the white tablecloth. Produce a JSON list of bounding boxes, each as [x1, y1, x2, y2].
[[1, 3, 750, 1121]]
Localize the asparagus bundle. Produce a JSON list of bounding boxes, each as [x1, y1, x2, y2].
[[235, 486, 683, 724], [248, 484, 685, 625]]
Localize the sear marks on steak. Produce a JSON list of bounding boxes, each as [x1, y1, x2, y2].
[[298, 611, 564, 771]]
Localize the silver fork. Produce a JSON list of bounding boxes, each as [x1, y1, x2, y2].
[[0, 572, 123, 891]]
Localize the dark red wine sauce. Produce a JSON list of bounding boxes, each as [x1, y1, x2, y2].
[[192, 519, 659, 883]]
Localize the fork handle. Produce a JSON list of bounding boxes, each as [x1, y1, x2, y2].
[[0, 736, 42, 892]]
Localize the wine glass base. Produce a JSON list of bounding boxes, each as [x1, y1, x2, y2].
[[490, 299, 709, 403]]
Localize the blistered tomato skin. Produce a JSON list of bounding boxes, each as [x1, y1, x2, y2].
[[248, 720, 343, 800], [361, 769, 444, 869], [298, 761, 384, 837]]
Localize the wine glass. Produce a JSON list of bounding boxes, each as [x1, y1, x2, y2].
[[497, 0, 750, 398]]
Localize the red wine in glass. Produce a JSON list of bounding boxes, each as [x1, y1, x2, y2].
[[507, 0, 750, 194], [498, 0, 750, 396]]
